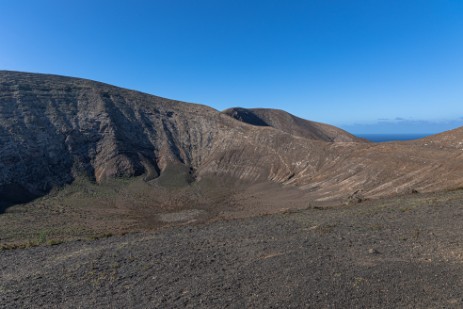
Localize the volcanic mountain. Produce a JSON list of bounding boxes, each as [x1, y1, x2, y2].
[[1, 71, 463, 208]]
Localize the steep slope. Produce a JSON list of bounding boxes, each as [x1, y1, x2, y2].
[[222, 107, 363, 142], [1, 71, 463, 208], [0, 71, 331, 201]]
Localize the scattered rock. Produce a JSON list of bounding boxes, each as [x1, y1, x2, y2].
[[346, 190, 365, 205]]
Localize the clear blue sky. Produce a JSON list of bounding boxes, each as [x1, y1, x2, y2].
[[1, 0, 463, 133]]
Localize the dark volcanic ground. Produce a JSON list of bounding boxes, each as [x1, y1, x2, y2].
[[2, 191, 463, 308]]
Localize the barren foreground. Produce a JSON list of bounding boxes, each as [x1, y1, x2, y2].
[[2, 190, 463, 308]]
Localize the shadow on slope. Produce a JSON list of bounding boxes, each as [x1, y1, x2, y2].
[[0, 184, 39, 214]]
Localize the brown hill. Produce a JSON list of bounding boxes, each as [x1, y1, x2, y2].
[[0, 71, 331, 202], [1, 71, 463, 209], [410, 126, 463, 150], [222, 107, 363, 142]]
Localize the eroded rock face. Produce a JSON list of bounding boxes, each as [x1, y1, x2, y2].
[[0, 71, 220, 196], [1, 71, 463, 204]]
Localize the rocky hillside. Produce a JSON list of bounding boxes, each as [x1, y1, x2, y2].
[[1, 71, 463, 205], [411, 126, 463, 150], [0, 71, 330, 201]]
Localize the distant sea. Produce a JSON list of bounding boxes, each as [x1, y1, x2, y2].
[[355, 134, 431, 143]]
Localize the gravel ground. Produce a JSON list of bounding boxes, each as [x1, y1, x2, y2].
[[1, 192, 463, 308]]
